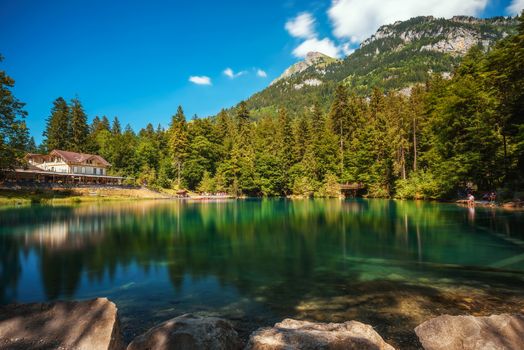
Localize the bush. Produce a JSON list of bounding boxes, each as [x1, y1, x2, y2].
[[292, 176, 316, 197], [395, 170, 440, 199], [197, 171, 215, 193], [317, 173, 341, 198]]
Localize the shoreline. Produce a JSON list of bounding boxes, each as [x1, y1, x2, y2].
[[1, 187, 523, 211], [0, 186, 172, 207]]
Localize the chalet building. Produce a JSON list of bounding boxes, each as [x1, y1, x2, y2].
[[26, 150, 110, 176], [4, 150, 126, 185]]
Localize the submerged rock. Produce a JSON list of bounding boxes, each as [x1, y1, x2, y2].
[[245, 318, 395, 350], [0, 297, 124, 350], [415, 314, 524, 350], [127, 314, 242, 350]]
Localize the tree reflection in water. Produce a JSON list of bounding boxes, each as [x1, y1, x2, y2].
[[0, 199, 523, 348]]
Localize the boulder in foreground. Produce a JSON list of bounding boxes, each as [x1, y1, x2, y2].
[[0, 297, 124, 350], [415, 314, 524, 350], [246, 318, 395, 350], [127, 314, 242, 350]]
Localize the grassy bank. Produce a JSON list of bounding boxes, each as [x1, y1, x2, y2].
[[0, 187, 171, 206]]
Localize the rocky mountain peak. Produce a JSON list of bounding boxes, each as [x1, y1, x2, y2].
[[270, 51, 336, 85], [359, 15, 516, 55], [305, 51, 330, 63]]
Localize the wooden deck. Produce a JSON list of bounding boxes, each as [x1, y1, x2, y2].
[[339, 183, 366, 197]]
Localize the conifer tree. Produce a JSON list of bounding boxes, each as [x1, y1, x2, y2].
[[69, 98, 89, 152], [329, 84, 349, 175], [168, 106, 189, 188], [27, 136, 37, 153], [111, 117, 122, 135], [43, 97, 70, 151], [0, 58, 29, 172]]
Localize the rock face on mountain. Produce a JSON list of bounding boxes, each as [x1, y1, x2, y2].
[[270, 52, 338, 85], [245, 15, 517, 116], [360, 16, 515, 55], [360, 16, 513, 56]]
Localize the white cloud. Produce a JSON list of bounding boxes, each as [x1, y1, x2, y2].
[[340, 43, 355, 56], [328, 0, 489, 43], [256, 69, 267, 78], [293, 37, 340, 58], [507, 0, 524, 15], [285, 12, 316, 38], [189, 76, 212, 85], [223, 68, 246, 79]]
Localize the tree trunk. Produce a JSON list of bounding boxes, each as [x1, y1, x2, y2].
[[340, 124, 344, 176], [401, 146, 406, 180], [413, 116, 417, 172], [177, 160, 181, 188], [503, 133, 507, 179]]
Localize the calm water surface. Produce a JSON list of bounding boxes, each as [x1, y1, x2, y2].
[[1, 199, 523, 348]]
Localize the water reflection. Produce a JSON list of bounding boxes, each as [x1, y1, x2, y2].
[[0, 199, 523, 347]]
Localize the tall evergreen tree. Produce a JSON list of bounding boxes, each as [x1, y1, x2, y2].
[[329, 84, 349, 175], [43, 97, 69, 151], [111, 117, 122, 135], [0, 60, 28, 172], [69, 98, 89, 152], [168, 106, 189, 188]]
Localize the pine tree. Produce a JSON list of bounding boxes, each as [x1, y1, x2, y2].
[[43, 97, 69, 151], [0, 57, 29, 172], [168, 106, 189, 188], [329, 84, 349, 175], [276, 107, 294, 194], [293, 114, 310, 163], [69, 97, 89, 152], [111, 117, 122, 135], [9, 121, 30, 156], [27, 136, 37, 153]]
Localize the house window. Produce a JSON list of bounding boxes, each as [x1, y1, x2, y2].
[[94, 168, 97, 175], [82, 167, 85, 173]]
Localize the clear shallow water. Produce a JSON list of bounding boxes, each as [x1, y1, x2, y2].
[[1, 199, 523, 348]]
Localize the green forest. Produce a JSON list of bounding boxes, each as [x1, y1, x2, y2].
[[1, 16, 523, 199]]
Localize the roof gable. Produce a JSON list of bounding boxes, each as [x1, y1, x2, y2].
[[50, 150, 111, 167]]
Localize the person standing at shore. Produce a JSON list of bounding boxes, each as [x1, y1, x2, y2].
[[468, 193, 475, 207]]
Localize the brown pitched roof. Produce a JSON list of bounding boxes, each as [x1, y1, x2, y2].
[[50, 150, 111, 167]]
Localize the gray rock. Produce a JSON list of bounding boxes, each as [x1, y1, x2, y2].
[[127, 314, 242, 350], [0, 297, 124, 350], [415, 314, 524, 350], [245, 318, 395, 350]]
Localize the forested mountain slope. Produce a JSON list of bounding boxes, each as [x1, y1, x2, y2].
[[246, 16, 517, 116]]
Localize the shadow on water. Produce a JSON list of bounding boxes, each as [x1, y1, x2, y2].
[[0, 199, 523, 349]]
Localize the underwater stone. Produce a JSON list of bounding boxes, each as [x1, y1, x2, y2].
[[127, 314, 242, 350]]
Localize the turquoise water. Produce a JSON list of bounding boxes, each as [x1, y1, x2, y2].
[[1, 199, 523, 347]]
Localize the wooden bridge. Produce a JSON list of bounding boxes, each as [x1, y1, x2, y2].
[[339, 182, 366, 197]]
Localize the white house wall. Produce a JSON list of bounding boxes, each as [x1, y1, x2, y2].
[[28, 160, 107, 175]]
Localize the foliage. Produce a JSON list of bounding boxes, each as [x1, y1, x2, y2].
[[244, 16, 517, 116], [395, 170, 440, 199], [0, 57, 29, 173]]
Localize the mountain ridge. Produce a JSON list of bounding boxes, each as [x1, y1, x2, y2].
[[243, 15, 518, 117]]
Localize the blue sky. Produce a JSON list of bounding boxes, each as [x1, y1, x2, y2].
[[0, 0, 522, 143]]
